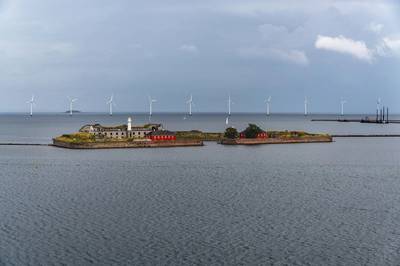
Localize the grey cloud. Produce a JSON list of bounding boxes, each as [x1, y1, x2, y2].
[[0, 0, 399, 113]]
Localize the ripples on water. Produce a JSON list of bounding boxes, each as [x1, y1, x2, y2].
[[1, 137, 400, 265]]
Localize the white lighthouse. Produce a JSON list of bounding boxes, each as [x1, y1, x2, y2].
[[127, 117, 132, 131]]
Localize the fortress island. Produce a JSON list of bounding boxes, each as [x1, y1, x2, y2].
[[53, 117, 203, 149], [52, 118, 332, 149]]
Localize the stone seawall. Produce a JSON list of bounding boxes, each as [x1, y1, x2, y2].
[[220, 136, 332, 145], [53, 139, 204, 149]]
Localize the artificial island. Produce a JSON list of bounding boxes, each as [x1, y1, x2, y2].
[[52, 117, 332, 149]]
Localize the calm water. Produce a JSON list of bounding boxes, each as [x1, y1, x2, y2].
[[1, 113, 400, 265], [0, 112, 399, 144]]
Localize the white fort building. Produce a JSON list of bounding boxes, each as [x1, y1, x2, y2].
[[79, 117, 175, 140]]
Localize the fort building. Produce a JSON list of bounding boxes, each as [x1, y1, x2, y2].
[[79, 117, 168, 140]]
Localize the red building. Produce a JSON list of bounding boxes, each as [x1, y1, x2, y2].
[[239, 131, 268, 139], [147, 130, 176, 141]]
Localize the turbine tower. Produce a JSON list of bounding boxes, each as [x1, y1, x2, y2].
[[377, 97, 381, 114], [26, 95, 35, 116], [106, 94, 114, 116], [376, 97, 382, 121], [186, 94, 193, 116], [148, 95, 157, 116], [266, 96, 271, 116], [228, 94, 233, 116], [304, 97, 308, 116], [68, 97, 78, 116], [340, 98, 347, 116]]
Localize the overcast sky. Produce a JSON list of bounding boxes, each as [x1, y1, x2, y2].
[[0, 0, 399, 113]]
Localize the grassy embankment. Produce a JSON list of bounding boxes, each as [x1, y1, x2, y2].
[[54, 133, 145, 143], [176, 130, 223, 141], [266, 130, 330, 139]]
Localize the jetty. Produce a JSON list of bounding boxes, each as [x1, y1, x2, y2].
[[312, 118, 400, 124], [312, 106, 400, 124]]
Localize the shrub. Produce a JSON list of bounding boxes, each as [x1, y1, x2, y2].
[[242, 124, 264, 138], [224, 127, 239, 139]]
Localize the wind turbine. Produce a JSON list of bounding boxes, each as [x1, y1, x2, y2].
[[377, 97, 381, 113], [186, 94, 193, 116], [106, 94, 115, 116], [265, 96, 271, 116], [376, 97, 382, 121], [340, 98, 347, 116], [68, 97, 78, 116], [304, 97, 309, 116], [225, 94, 234, 125], [26, 95, 35, 116], [148, 95, 157, 116], [228, 94, 233, 116]]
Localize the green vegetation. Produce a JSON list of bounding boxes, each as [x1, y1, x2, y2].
[[176, 130, 223, 141], [54, 133, 144, 143], [267, 130, 330, 138], [242, 124, 264, 138], [55, 132, 96, 143], [224, 127, 239, 139]]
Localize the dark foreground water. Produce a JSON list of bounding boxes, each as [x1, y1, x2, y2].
[[1, 139, 400, 265], [1, 114, 400, 265]]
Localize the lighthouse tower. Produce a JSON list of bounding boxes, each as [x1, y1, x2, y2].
[[127, 117, 132, 131]]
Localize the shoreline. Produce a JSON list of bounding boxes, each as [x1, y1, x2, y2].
[[1, 134, 400, 148], [219, 136, 332, 145], [52, 139, 204, 149]]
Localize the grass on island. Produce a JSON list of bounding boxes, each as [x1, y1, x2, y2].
[[176, 130, 223, 141], [267, 130, 330, 139], [54, 133, 149, 144], [55, 133, 96, 143]]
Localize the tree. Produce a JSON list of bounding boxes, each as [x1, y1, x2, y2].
[[243, 124, 264, 138], [224, 127, 239, 139]]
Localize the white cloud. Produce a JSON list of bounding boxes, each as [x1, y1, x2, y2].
[[315, 35, 374, 62], [382, 37, 400, 53], [179, 44, 198, 53], [239, 46, 309, 66], [376, 37, 400, 57], [368, 22, 384, 34]]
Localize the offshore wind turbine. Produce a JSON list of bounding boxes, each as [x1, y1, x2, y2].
[[148, 95, 157, 116], [265, 96, 271, 116], [340, 98, 347, 116], [26, 95, 35, 116], [228, 94, 233, 116], [186, 94, 193, 116], [106, 94, 115, 116], [304, 97, 309, 116], [225, 94, 233, 125], [377, 97, 381, 113], [68, 97, 78, 116]]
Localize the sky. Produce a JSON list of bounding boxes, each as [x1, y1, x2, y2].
[[0, 0, 399, 114]]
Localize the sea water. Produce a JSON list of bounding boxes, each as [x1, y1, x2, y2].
[[0, 113, 400, 265]]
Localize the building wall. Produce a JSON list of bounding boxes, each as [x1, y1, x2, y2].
[[149, 135, 176, 141]]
